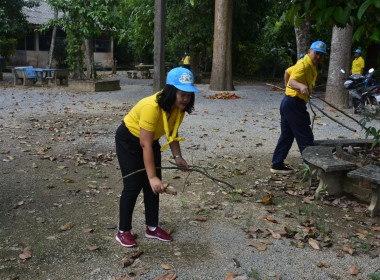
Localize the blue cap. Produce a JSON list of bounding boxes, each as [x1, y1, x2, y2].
[[310, 41, 328, 54], [184, 52, 187, 55], [299, 54, 305, 58], [166, 67, 200, 93], [355, 49, 362, 54]]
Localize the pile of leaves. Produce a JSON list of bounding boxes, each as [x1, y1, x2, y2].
[[205, 92, 240, 100]]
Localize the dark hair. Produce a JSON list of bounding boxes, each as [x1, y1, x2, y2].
[[156, 84, 195, 114]]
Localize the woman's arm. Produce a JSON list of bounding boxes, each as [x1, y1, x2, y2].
[[140, 128, 164, 194], [169, 141, 190, 171]]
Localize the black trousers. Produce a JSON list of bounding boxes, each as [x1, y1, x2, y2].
[[115, 123, 161, 231]]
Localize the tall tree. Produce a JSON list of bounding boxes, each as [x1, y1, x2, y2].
[[294, 17, 310, 58], [153, 0, 165, 92], [325, 23, 353, 109], [210, 0, 234, 91], [46, 8, 58, 69]]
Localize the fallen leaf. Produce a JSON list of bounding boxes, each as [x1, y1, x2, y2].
[[60, 222, 73, 231], [263, 216, 278, 223], [132, 249, 144, 259], [225, 273, 239, 280], [83, 228, 95, 233], [342, 216, 355, 221], [317, 262, 331, 268], [161, 264, 173, 270], [86, 245, 99, 251], [13, 201, 24, 209], [267, 229, 282, 239], [261, 193, 273, 205], [343, 246, 354, 255], [369, 226, 380, 231], [349, 266, 359, 275], [308, 238, 320, 250], [128, 267, 149, 276], [195, 217, 207, 222], [258, 239, 271, 245], [154, 273, 177, 280], [121, 258, 134, 268], [245, 241, 267, 251], [19, 247, 32, 260]]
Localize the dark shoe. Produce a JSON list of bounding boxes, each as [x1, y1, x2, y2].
[[145, 227, 173, 242], [270, 164, 294, 174], [116, 231, 137, 247]]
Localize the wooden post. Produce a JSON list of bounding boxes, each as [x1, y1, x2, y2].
[[153, 0, 166, 93]]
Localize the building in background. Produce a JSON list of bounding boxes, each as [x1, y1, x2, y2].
[[10, 1, 114, 68]]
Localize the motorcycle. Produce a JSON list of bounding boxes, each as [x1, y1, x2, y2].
[[341, 68, 380, 114]]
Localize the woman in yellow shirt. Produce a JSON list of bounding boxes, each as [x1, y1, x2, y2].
[[115, 67, 200, 247]]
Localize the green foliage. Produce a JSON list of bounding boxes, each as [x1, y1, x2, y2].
[[287, 0, 380, 42], [0, 38, 17, 62], [368, 272, 380, 280], [0, 0, 39, 39], [246, 267, 261, 279], [297, 162, 316, 190], [358, 108, 380, 148], [53, 38, 68, 68]]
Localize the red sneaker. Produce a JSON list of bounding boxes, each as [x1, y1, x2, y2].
[[145, 227, 173, 242], [116, 231, 137, 247]]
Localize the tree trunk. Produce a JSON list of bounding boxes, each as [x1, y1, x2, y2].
[[153, 0, 166, 93], [209, 0, 234, 91], [294, 17, 310, 59], [46, 8, 58, 69], [325, 24, 353, 109], [84, 38, 94, 79]]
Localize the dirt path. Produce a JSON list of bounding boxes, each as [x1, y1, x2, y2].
[[1, 74, 379, 280]]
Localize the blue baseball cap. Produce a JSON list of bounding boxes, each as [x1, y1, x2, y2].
[[310, 41, 328, 54], [166, 67, 200, 93], [354, 49, 362, 54]]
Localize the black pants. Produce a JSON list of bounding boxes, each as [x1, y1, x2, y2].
[[272, 95, 314, 166], [115, 123, 161, 231]]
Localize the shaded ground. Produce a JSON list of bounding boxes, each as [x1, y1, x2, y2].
[[1, 73, 380, 280]]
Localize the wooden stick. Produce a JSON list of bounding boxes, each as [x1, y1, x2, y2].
[[309, 100, 357, 132], [121, 165, 235, 191]]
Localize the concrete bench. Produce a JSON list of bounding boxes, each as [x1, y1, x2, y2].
[[13, 66, 37, 86], [126, 70, 138, 79], [149, 69, 154, 79], [347, 165, 380, 217], [302, 146, 356, 199], [51, 69, 69, 86]]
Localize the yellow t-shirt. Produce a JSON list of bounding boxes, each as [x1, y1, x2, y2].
[[124, 93, 185, 141], [183, 55, 190, 65], [351, 56, 365, 75], [286, 54, 317, 103]]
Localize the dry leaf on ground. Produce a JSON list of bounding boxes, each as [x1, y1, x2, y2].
[[349, 266, 359, 275], [308, 238, 320, 250], [154, 273, 176, 280], [86, 245, 99, 251], [60, 222, 73, 231], [343, 246, 355, 255], [263, 216, 278, 223], [225, 273, 239, 280], [267, 229, 282, 239], [19, 247, 32, 260], [246, 241, 267, 251], [121, 258, 134, 268], [161, 264, 173, 271]]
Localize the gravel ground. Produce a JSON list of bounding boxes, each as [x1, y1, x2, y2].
[[1, 71, 379, 280]]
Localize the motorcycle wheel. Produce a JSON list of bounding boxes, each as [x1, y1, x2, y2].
[[365, 96, 379, 115]]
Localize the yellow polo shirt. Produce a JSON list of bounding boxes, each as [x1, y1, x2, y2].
[[286, 54, 317, 102], [183, 55, 190, 65], [124, 93, 185, 140], [351, 56, 365, 75]]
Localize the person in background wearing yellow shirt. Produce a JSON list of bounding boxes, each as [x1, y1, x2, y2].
[[115, 67, 200, 247], [182, 52, 191, 70], [271, 41, 327, 174], [350, 49, 365, 75]]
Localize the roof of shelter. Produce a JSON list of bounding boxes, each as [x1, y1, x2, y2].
[[23, 1, 60, 25]]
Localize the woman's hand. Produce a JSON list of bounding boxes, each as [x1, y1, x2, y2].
[[149, 176, 165, 194], [175, 157, 190, 172]]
